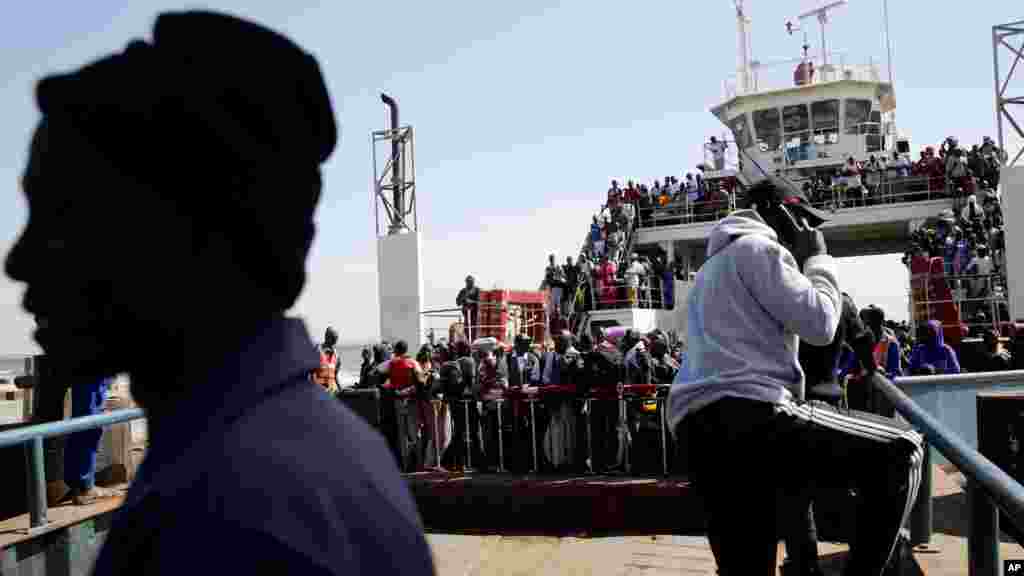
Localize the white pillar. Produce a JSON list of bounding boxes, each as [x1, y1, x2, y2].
[[1001, 167, 1024, 323], [377, 231, 424, 352]]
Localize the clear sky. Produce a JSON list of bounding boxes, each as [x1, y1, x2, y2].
[[0, 1, 1020, 353]]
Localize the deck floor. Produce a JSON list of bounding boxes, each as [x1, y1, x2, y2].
[[0, 466, 1019, 575], [0, 485, 128, 550]]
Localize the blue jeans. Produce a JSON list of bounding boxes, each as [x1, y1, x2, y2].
[[64, 378, 110, 491]]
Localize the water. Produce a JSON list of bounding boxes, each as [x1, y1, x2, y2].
[[0, 347, 369, 385], [0, 355, 29, 380]]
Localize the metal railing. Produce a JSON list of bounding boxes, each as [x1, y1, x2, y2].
[[636, 173, 989, 229], [358, 390, 673, 477], [869, 370, 1024, 575], [0, 408, 145, 531], [908, 272, 1010, 336]]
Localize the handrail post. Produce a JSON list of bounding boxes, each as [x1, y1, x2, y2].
[[910, 442, 934, 546], [25, 436, 47, 529], [968, 480, 1000, 576]]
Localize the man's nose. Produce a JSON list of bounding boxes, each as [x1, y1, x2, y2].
[[4, 228, 32, 284]]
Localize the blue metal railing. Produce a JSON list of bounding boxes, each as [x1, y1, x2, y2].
[[870, 371, 1024, 575], [0, 408, 144, 531]]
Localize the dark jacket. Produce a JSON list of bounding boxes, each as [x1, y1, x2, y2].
[[507, 351, 540, 387]]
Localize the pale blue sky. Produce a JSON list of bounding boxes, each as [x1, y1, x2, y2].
[[0, 1, 1020, 353]]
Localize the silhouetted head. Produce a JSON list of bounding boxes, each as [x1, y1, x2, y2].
[[514, 335, 531, 354], [416, 345, 432, 364], [324, 327, 338, 348], [393, 340, 409, 357], [6, 11, 337, 406], [465, 275, 475, 288]]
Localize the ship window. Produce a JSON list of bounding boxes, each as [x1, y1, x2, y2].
[[727, 114, 752, 148], [753, 108, 781, 152], [783, 104, 810, 134], [866, 110, 883, 152], [845, 99, 872, 134], [811, 99, 839, 145]]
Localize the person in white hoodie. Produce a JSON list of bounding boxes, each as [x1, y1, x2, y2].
[[668, 178, 923, 576]]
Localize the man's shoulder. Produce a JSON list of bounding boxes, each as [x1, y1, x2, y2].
[[728, 233, 784, 262], [217, 385, 423, 525]]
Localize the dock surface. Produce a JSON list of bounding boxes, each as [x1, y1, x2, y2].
[[0, 459, 1019, 574]]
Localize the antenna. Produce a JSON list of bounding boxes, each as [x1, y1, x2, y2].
[[796, 0, 848, 69], [734, 0, 753, 93], [784, 19, 812, 61]]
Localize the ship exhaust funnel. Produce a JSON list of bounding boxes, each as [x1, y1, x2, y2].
[[381, 93, 403, 215], [371, 93, 416, 235]]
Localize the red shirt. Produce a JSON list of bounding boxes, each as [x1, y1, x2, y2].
[[384, 356, 419, 390]]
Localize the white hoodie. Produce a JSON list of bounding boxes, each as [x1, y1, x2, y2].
[[667, 210, 840, 434]]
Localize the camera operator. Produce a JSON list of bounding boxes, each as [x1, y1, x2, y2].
[[668, 178, 923, 575]]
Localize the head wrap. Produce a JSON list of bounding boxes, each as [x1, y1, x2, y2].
[[35, 11, 338, 310]]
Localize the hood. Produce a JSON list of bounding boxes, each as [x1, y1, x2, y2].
[[707, 210, 778, 258], [925, 320, 944, 348]]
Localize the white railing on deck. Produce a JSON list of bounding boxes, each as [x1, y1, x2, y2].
[[723, 55, 887, 99]]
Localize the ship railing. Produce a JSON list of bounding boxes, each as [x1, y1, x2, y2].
[[0, 407, 145, 531], [867, 370, 1024, 575], [723, 54, 886, 99], [372, 388, 674, 478], [803, 175, 953, 212], [572, 278, 669, 312], [637, 174, 981, 229], [638, 196, 735, 227], [908, 272, 1010, 336]]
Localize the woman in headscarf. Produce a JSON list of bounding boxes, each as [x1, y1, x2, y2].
[[908, 320, 962, 375]]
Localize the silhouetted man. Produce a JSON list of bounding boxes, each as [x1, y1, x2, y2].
[[5, 11, 434, 575], [456, 275, 480, 342]]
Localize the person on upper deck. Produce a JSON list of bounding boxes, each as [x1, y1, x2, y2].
[[4, 11, 435, 575], [457, 275, 481, 342], [708, 136, 728, 171], [544, 254, 567, 320], [667, 178, 923, 575], [607, 180, 622, 210], [564, 255, 580, 317]]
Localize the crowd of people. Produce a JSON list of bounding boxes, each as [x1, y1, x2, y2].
[[814, 298, 1015, 386], [624, 135, 1007, 228], [798, 136, 1006, 210], [899, 148, 1009, 345], [341, 329, 684, 474]]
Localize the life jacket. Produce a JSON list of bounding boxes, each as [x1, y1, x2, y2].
[[313, 349, 337, 390], [872, 339, 890, 372]]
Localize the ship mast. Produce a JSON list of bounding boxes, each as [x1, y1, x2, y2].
[[796, 0, 847, 70], [734, 0, 753, 94]]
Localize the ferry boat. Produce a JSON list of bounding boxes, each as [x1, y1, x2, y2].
[[525, 0, 1020, 363]]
